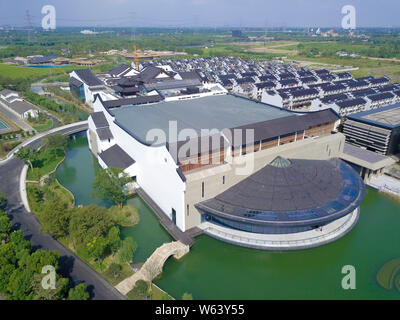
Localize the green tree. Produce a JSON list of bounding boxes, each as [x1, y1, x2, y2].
[[0, 262, 14, 295], [118, 237, 137, 264], [93, 168, 131, 208], [69, 205, 113, 246], [9, 230, 31, 253], [0, 191, 7, 210], [15, 146, 38, 171], [86, 236, 110, 267], [7, 268, 35, 300], [107, 226, 121, 257], [42, 133, 69, 158], [0, 210, 12, 237], [130, 280, 149, 300], [107, 263, 122, 279], [19, 249, 60, 274], [40, 200, 70, 238], [67, 283, 89, 300], [32, 274, 69, 300]]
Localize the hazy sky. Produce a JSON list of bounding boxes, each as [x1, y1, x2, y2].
[[0, 0, 398, 28]]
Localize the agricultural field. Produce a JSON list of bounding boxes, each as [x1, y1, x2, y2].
[[0, 63, 76, 79]]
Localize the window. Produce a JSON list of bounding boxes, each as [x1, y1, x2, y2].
[[201, 182, 204, 198], [222, 176, 225, 185], [187, 205, 189, 216]]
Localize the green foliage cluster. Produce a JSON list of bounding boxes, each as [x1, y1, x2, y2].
[[16, 147, 63, 181], [32, 191, 137, 268], [15, 133, 69, 180], [127, 280, 150, 300], [93, 167, 132, 208], [0, 208, 89, 300], [24, 91, 88, 124]]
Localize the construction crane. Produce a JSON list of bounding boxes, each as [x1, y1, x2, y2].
[[133, 45, 139, 71]]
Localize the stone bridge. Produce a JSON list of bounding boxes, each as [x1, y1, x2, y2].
[[115, 241, 190, 295]]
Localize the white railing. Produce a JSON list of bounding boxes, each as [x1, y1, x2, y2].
[[203, 210, 358, 248]]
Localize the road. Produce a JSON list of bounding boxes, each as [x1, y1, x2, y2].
[[0, 123, 126, 300]]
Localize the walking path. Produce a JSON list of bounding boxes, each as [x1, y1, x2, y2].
[[115, 241, 189, 295], [368, 175, 400, 197]]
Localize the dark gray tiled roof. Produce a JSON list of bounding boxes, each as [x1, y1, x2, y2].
[[196, 158, 364, 226], [9, 100, 38, 115], [104, 95, 163, 108], [228, 109, 339, 146], [367, 92, 394, 102], [96, 127, 113, 141], [91, 112, 109, 128], [337, 98, 366, 109], [137, 66, 169, 83], [69, 77, 83, 87], [109, 64, 131, 76], [74, 69, 103, 86], [343, 143, 389, 164], [179, 71, 201, 81], [98, 144, 135, 169]]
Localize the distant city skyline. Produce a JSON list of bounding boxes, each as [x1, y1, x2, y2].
[[0, 0, 399, 29]]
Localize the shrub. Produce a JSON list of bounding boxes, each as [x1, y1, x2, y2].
[[128, 280, 149, 300]]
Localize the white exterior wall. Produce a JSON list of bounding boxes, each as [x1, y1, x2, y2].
[[70, 71, 102, 107], [23, 109, 38, 119], [92, 99, 187, 231], [87, 116, 115, 154]]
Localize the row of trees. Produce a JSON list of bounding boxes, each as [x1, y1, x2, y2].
[[0, 199, 89, 300]]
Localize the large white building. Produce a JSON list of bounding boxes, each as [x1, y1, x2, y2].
[[87, 93, 364, 250]]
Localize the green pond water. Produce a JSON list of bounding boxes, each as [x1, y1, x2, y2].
[[56, 135, 400, 300]]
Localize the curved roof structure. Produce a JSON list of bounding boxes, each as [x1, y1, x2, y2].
[[196, 158, 364, 228]]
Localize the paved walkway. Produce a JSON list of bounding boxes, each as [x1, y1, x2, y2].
[[368, 175, 400, 197], [0, 121, 126, 300], [115, 241, 189, 295]]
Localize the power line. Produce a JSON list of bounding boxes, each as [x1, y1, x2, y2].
[[25, 10, 33, 42]]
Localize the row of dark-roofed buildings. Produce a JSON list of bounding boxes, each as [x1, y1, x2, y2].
[[139, 56, 397, 117]]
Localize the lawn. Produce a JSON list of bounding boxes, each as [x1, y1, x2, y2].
[[0, 63, 77, 79], [108, 204, 140, 227], [26, 148, 65, 181], [33, 119, 53, 131], [126, 281, 174, 300], [27, 178, 75, 215]]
